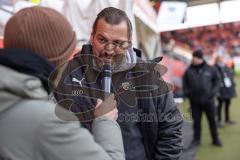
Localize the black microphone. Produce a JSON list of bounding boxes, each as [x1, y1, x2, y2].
[[102, 64, 111, 99]]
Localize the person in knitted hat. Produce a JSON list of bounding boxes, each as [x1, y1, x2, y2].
[[0, 6, 123, 160], [183, 50, 222, 147], [3, 6, 79, 87]]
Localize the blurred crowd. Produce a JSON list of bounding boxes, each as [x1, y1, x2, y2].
[[161, 22, 240, 57]]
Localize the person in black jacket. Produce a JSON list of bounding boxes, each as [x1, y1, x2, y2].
[[215, 56, 236, 126], [53, 7, 183, 160], [183, 50, 222, 147]]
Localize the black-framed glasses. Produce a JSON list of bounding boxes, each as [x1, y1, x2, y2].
[[104, 41, 132, 51], [96, 34, 132, 50]]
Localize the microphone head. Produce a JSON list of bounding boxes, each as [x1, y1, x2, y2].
[[102, 64, 111, 98], [103, 64, 111, 77], [103, 64, 110, 71]]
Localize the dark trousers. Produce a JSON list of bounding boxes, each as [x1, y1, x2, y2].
[[217, 98, 231, 122], [190, 100, 219, 142]]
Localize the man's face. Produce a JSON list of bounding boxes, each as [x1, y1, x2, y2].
[[192, 56, 203, 65], [90, 18, 131, 68]]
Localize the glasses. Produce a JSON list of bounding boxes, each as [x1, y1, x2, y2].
[[97, 36, 132, 51], [104, 41, 132, 51]]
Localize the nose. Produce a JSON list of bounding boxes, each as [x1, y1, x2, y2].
[[104, 43, 117, 51]]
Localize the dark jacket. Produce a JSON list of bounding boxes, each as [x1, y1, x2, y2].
[[53, 45, 183, 160], [183, 61, 220, 104], [215, 64, 236, 99]]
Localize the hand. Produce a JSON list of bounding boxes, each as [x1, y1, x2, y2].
[[94, 94, 118, 121]]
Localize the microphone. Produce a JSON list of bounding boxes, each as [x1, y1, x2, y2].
[[102, 64, 111, 99]]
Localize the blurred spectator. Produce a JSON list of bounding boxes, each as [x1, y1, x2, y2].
[[183, 50, 222, 147], [215, 55, 237, 127]]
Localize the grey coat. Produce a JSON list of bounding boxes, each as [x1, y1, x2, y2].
[[0, 65, 125, 160]]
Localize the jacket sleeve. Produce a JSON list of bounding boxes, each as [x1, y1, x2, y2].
[[37, 107, 125, 160], [154, 92, 183, 160], [211, 67, 220, 97], [182, 70, 190, 98]]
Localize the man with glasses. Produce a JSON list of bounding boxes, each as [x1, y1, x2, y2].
[[53, 7, 183, 160]]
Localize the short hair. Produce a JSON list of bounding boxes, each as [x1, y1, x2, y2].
[[92, 7, 132, 39], [192, 50, 203, 59]]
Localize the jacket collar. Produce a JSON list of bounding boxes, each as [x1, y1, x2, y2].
[[0, 65, 48, 114], [78, 44, 138, 73], [0, 48, 55, 93]]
